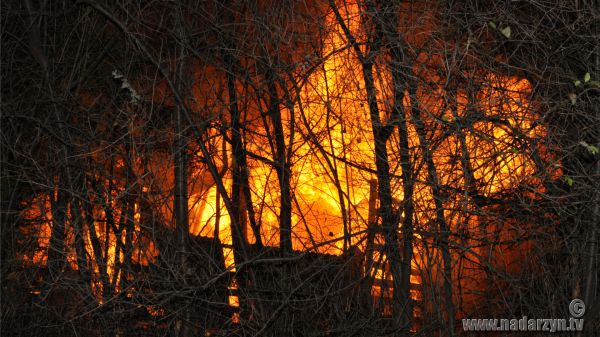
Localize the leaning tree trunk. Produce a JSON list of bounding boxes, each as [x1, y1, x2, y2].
[[328, 0, 415, 331], [409, 79, 455, 336]]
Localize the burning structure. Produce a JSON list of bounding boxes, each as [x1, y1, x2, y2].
[[2, 0, 598, 336]]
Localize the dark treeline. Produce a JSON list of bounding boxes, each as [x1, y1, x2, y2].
[[1, 0, 599, 336]]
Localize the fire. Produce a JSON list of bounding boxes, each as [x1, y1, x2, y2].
[[19, 176, 159, 300], [16, 0, 559, 329]]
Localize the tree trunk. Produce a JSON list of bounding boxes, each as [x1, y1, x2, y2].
[[382, 14, 417, 334], [409, 80, 455, 335], [265, 75, 293, 254], [48, 178, 68, 278], [172, 5, 191, 336]]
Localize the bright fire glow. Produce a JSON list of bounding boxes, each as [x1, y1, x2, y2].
[[18, 0, 559, 326]]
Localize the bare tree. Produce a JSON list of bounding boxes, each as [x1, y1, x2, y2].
[[2, 0, 599, 336]]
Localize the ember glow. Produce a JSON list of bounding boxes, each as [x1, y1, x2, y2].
[[14, 0, 561, 332]]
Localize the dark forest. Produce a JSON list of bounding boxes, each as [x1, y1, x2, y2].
[[1, 0, 599, 336]]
